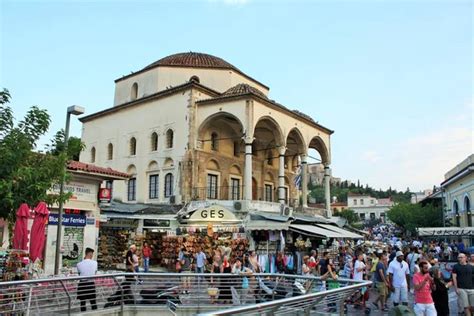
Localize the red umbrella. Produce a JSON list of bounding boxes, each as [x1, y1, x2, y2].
[[29, 202, 49, 262], [13, 203, 30, 250]]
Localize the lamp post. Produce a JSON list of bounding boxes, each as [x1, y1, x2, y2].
[[54, 105, 85, 275]]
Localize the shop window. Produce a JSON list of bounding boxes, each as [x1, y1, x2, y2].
[[151, 132, 158, 151], [130, 137, 137, 156], [131, 82, 138, 100], [231, 178, 240, 200], [107, 143, 113, 160], [233, 141, 240, 157], [90, 147, 96, 163], [265, 184, 273, 202], [127, 178, 136, 201], [164, 173, 173, 197], [106, 180, 113, 198], [149, 174, 159, 199], [207, 174, 218, 199], [211, 132, 219, 151], [166, 129, 173, 149]]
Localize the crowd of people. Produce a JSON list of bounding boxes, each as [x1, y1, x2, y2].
[[73, 226, 474, 315]]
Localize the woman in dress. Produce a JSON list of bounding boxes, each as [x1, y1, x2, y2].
[[430, 266, 451, 316], [220, 255, 232, 303], [210, 254, 222, 304]]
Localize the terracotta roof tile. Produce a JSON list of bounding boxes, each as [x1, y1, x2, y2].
[[67, 161, 130, 179], [145, 52, 238, 71], [222, 83, 268, 99]]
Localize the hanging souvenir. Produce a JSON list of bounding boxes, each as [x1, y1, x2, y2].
[[207, 223, 213, 237]]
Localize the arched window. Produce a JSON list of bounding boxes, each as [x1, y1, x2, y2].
[[465, 196, 472, 226], [189, 75, 200, 83], [131, 82, 138, 101], [211, 132, 219, 151], [164, 173, 174, 197], [454, 200, 460, 226], [90, 147, 96, 163], [107, 143, 113, 160], [130, 137, 137, 156], [166, 129, 173, 149], [151, 132, 158, 151]]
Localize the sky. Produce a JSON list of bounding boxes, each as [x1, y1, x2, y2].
[[1, 0, 472, 192]]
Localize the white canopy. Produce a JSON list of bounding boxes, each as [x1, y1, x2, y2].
[[316, 224, 364, 239], [417, 227, 474, 237]]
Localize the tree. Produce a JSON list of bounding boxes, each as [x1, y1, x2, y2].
[[335, 209, 359, 224], [0, 89, 70, 222], [48, 130, 84, 161], [387, 202, 443, 234]]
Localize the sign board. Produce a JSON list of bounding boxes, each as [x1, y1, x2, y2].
[[99, 188, 111, 203], [51, 181, 97, 203], [48, 214, 87, 227], [418, 227, 474, 237], [188, 205, 238, 222], [100, 218, 138, 228], [86, 218, 95, 225], [143, 219, 170, 227]]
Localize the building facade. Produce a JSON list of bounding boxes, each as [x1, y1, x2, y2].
[[79, 52, 334, 215], [441, 154, 473, 228], [347, 193, 393, 221]]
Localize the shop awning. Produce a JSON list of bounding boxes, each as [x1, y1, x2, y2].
[[418, 227, 474, 237], [246, 220, 290, 231], [316, 224, 364, 239], [289, 224, 345, 238]]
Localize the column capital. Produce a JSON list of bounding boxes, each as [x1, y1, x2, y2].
[[243, 136, 254, 145], [301, 155, 308, 163], [278, 146, 287, 155]]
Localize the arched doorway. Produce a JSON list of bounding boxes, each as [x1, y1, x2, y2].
[[465, 196, 472, 227], [454, 200, 460, 227]]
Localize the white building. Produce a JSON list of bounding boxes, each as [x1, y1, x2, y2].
[[79, 52, 334, 215], [347, 193, 393, 221], [411, 189, 433, 204]]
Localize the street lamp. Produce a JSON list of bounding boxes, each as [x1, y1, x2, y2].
[[54, 105, 85, 275]]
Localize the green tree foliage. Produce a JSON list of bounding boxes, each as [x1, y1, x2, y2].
[[0, 89, 70, 221], [48, 130, 85, 161], [387, 203, 443, 234], [334, 209, 359, 224]]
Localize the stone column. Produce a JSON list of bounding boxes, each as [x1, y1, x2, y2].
[[301, 155, 308, 208], [324, 165, 332, 217], [244, 140, 253, 201], [278, 146, 286, 204]]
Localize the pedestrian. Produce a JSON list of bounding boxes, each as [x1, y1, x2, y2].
[[126, 244, 136, 272], [210, 254, 222, 303], [180, 249, 192, 294], [387, 250, 410, 307], [431, 266, 451, 316], [353, 252, 366, 281], [76, 247, 98, 312], [308, 250, 318, 275], [372, 253, 389, 312], [142, 242, 152, 273], [195, 247, 207, 274], [412, 261, 436, 316], [220, 255, 232, 303], [452, 252, 474, 316], [407, 247, 420, 279]]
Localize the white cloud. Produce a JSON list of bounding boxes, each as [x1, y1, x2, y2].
[[361, 150, 382, 163]]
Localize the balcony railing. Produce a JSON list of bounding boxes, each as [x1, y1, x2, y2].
[[192, 186, 286, 203], [0, 272, 370, 315]]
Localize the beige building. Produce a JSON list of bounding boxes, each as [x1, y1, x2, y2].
[[79, 52, 334, 215], [347, 193, 393, 221], [441, 154, 473, 228]]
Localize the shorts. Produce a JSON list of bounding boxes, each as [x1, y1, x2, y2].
[[376, 282, 387, 297], [392, 286, 408, 304], [414, 303, 436, 316], [458, 288, 474, 309]]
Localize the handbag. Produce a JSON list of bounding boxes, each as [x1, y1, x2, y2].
[[242, 276, 249, 289]]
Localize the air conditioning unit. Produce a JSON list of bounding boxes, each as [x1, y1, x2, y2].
[[169, 195, 176, 204], [280, 205, 293, 217], [234, 201, 242, 211]]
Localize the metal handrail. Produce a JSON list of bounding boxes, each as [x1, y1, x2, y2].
[[0, 273, 370, 315], [198, 280, 372, 315]]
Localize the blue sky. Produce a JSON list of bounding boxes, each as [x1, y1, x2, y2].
[[1, 0, 472, 191]]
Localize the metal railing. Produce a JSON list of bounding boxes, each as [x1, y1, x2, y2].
[[0, 272, 370, 315]]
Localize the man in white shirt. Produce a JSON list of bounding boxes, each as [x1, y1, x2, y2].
[[387, 251, 410, 307], [77, 247, 98, 312]]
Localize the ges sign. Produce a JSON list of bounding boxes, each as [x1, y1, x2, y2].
[[189, 206, 237, 222]]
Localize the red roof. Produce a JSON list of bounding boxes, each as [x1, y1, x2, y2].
[[67, 161, 130, 179]]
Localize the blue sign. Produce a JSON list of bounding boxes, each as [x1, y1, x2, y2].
[[48, 214, 87, 227]]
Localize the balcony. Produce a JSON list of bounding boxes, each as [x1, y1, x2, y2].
[[191, 186, 293, 205]]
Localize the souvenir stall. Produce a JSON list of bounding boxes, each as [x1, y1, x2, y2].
[[97, 218, 139, 270], [142, 218, 177, 267], [160, 205, 248, 271], [0, 249, 30, 281]]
